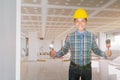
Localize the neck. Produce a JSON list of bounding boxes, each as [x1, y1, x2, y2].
[[78, 29, 85, 33]]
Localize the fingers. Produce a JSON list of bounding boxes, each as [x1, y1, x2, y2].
[[50, 51, 56, 58], [105, 50, 112, 57]]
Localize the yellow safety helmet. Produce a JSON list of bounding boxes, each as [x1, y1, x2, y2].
[[73, 8, 88, 18]]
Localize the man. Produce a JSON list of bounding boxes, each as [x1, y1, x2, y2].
[[54, 8, 111, 80]]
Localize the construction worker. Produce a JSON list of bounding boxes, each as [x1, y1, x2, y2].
[[54, 8, 112, 80]]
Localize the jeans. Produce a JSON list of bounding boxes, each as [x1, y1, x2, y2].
[[69, 61, 92, 80]]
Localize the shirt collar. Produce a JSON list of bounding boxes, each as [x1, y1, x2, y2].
[[76, 29, 87, 36]]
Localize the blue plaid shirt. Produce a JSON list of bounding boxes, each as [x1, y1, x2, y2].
[[55, 29, 106, 66]]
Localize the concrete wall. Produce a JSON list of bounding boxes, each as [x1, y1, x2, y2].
[[0, 0, 17, 80]]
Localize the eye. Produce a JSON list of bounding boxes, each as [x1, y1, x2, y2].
[[81, 19, 86, 23]]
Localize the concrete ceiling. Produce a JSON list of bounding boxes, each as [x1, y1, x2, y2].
[[21, 0, 120, 40]]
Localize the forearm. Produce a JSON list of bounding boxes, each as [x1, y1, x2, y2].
[[55, 47, 69, 58], [93, 48, 106, 57]]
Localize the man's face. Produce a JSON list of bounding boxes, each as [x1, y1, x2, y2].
[[74, 18, 87, 32]]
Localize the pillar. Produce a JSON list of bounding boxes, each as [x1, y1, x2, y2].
[[98, 32, 109, 80], [28, 32, 38, 61], [98, 32, 106, 51], [0, 0, 18, 80]]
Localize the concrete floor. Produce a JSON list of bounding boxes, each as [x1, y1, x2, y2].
[[21, 55, 120, 80]]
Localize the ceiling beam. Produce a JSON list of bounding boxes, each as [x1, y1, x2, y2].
[[41, 0, 48, 38], [21, 3, 120, 12], [21, 14, 120, 19], [94, 20, 120, 32], [90, 0, 117, 17], [21, 4, 42, 7]]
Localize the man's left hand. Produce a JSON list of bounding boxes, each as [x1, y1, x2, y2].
[[105, 49, 112, 57]]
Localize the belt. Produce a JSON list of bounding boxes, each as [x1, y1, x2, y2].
[[70, 61, 91, 69]]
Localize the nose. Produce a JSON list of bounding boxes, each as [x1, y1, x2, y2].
[[77, 21, 82, 25]]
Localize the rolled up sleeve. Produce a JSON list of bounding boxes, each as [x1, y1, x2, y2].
[[91, 35, 106, 57], [55, 35, 70, 58]]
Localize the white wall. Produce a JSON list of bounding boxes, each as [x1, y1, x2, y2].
[[108, 50, 120, 59], [38, 39, 62, 53], [54, 40, 63, 51], [39, 40, 51, 53], [98, 33, 120, 59], [108, 35, 120, 59], [0, 0, 16, 80], [21, 37, 63, 57]]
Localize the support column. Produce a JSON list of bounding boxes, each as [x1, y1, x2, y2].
[[28, 32, 38, 61], [98, 32, 106, 51], [0, 0, 17, 80], [98, 32, 109, 80]]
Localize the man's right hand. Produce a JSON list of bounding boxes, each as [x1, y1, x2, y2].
[[49, 50, 56, 58]]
